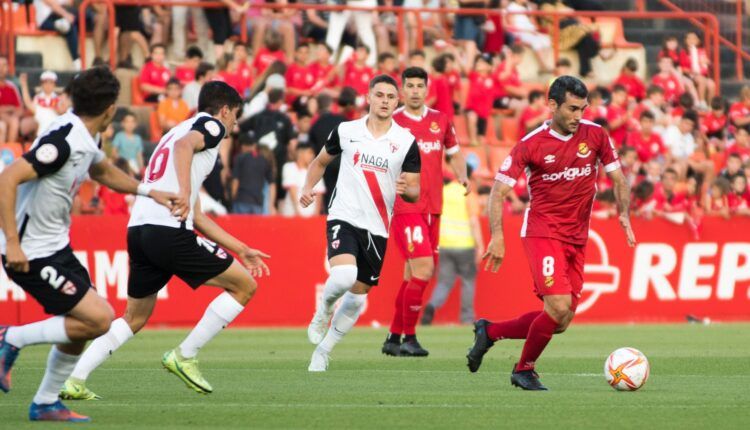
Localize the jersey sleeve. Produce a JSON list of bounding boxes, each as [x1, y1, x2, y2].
[[597, 128, 621, 173], [402, 139, 421, 173], [191, 116, 226, 150], [22, 123, 73, 178], [495, 141, 528, 187], [444, 120, 460, 156], [324, 126, 342, 156]]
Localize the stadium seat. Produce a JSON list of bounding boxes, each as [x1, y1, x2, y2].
[[460, 146, 493, 179], [489, 146, 511, 173], [500, 117, 519, 146], [131, 76, 157, 107]]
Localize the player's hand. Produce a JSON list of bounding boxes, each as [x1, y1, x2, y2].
[[482, 237, 505, 273], [460, 177, 471, 195], [4, 240, 30, 273], [170, 191, 190, 222], [239, 247, 271, 278], [149, 190, 178, 211], [396, 173, 408, 196], [619, 214, 636, 247], [299, 187, 315, 208]]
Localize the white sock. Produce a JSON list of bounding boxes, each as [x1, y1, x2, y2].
[[320, 265, 358, 313], [32, 346, 80, 405], [70, 318, 134, 381], [318, 292, 366, 354], [179, 292, 244, 359], [5, 316, 69, 349]]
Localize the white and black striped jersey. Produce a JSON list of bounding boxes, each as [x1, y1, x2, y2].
[[326, 115, 421, 238], [128, 113, 225, 230], [0, 111, 105, 260]]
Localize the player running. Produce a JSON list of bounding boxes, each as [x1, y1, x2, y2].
[[59, 81, 270, 400], [467, 76, 636, 390], [0, 68, 176, 422], [302, 75, 421, 371], [382, 67, 468, 357]]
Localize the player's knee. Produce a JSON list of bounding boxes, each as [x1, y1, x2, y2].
[[233, 276, 257, 305], [411, 260, 434, 280], [88, 308, 114, 338], [547, 303, 572, 323], [329, 265, 358, 289]]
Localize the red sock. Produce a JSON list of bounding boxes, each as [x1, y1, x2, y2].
[[388, 281, 409, 335], [402, 278, 429, 336], [516, 312, 559, 372], [486, 311, 542, 341]]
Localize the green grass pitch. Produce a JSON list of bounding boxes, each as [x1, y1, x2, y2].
[[2, 324, 749, 429]]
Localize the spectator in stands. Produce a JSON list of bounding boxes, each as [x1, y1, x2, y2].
[[465, 53, 495, 146], [175, 46, 204, 85], [607, 84, 631, 146], [216, 54, 245, 96], [628, 111, 667, 164], [505, 0, 554, 72], [702, 96, 728, 140], [538, 0, 600, 77], [296, 110, 313, 146], [720, 153, 744, 182], [251, 0, 297, 58], [302, 0, 333, 44], [183, 62, 215, 112], [231, 133, 276, 215], [663, 110, 698, 162], [112, 112, 144, 174], [233, 42, 254, 97], [426, 55, 455, 119], [158, 78, 190, 133], [618, 145, 639, 185], [115, 6, 149, 69], [651, 56, 684, 107], [614, 58, 646, 102], [671, 93, 695, 123], [377, 52, 400, 86], [728, 126, 750, 163], [407, 49, 427, 69], [341, 46, 376, 106], [240, 87, 297, 204], [0, 57, 26, 144], [310, 44, 338, 98], [204, 0, 248, 60], [98, 158, 135, 215], [139, 44, 171, 103], [728, 174, 750, 216], [583, 89, 607, 122], [704, 177, 731, 219], [681, 31, 715, 109], [281, 143, 324, 217], [142, 6, 171, 47], [309, 92, 350, 212], [286, 43, 317, 115], [243, 72, 287, 120], [631, 179, 656, 219], [172, 3, 211, 62], [34, 0, 91, 70], [729, 86, 750, 131], [636, 85, 669, 134], [253, 30, 288, 79], [518, 90, 548, 134], [493, 45, 529, 112], [454, 0, 487, 73], [326, 0, 378, 67], [19, 71, 61, 137]]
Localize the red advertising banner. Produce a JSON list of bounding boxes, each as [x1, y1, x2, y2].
[[1, 216, 749, 326]]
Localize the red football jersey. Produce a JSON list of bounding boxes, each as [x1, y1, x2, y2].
[[518, 106, 547, 134], [446, 70, 461, 100], [493, 62, 521, 99], [175, 66, 195, 85], [627, 131, 666, 162], [215, 71, 245, 96], [139, 62, 171, 95], [285, 63, 315, 103], [393, 106, 459, 215], [729, 102, 750, 127], [465, 72, 495, 119], [606, 103, 629, 145], [310, 61, 337, 91], [252, 48, 286, 77], [495, 120, 621, 245], [651, 73, 683, 105], [236, 62, 253, 96], [342, 62, 375, 95], [701, 112, 727, 135], [613, 74, 646, 101]]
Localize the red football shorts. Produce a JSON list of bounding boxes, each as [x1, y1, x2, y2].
[[521, 237, 586, 311], [391, 213, 440, 264]]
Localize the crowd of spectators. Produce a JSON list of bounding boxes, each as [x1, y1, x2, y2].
[[0, 0, 748, 234]]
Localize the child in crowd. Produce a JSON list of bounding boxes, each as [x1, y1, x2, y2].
[[464, 54, 495, 146], [157, 78, 190, 133], [614, 58, 646, 102], [112, 112, 144, 174]]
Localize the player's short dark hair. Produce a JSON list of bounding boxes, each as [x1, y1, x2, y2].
[[378, 52, 395, 64], [548, 75, 588, 106], [268, 88, 285, 104], [69, 67, 120, 117], [369, 74, 399, 92], [338, 86, 357, 107], [682, 110, 699, 124], [186, 46, 203, 59], [195, 62, 215, 80], [639, 110, 655, 121], [198, 81, 242, 115], [432, 55, 447, 73], [528, 89, 545, 103], [401, 67, 428, 85]]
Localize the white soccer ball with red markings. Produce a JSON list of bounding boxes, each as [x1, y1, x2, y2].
[[604, 347, 650, 391]]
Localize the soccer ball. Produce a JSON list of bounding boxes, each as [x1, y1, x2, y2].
[[604, 347, 650, 391]]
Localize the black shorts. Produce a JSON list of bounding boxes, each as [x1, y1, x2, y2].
[[115, 6, 142, 33], [2, 246, 92, 315], [127, 225, 234, 299], [493, 96, 512, 110], [204, 8, 232, 44], [326, 220, 387, 286]]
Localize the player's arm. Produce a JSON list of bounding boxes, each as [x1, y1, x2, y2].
[[88, 159, 176, 211], [301, 127, 340, 208], [482, 181, 513, 273], [446, 150, 469, 194], [0, 158, 39, 273], [607, 167, 636, 247], [193, 198, 270, 278]]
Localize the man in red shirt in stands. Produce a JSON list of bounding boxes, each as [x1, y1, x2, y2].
[[377, 52, 401, 88], [383, 67, 468, 357], [310, 44, 338, 96], [469, 76, 635, 390], [426, 55, 454, 119], [628, 111, 668, 163], [139, 44, 171, 103], [518, 90, 548, 135], [285, 43, 316, 111], [253, 31, 287, 79], [342, 46, 376, 101], [729, 86, 750, 132], [233, 43, 253, 98], [174, 46, 203, 85], [493, 45, 528, 111], [606, 85, 631, 146], [702, 96, 728, 139]]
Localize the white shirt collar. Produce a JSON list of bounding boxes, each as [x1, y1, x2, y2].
[[361, 115, 395, 140], [400, 105, 428, 121], [545, 120, 574, 142]]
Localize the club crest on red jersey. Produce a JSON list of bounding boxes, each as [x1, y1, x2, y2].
[[544, 276, 555, 288], [429, 121, 441, 134], [577, 142, 591, 158]]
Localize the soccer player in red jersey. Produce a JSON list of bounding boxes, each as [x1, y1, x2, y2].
[[382, 67, 468, 357], [467, 76, 636, 390]]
